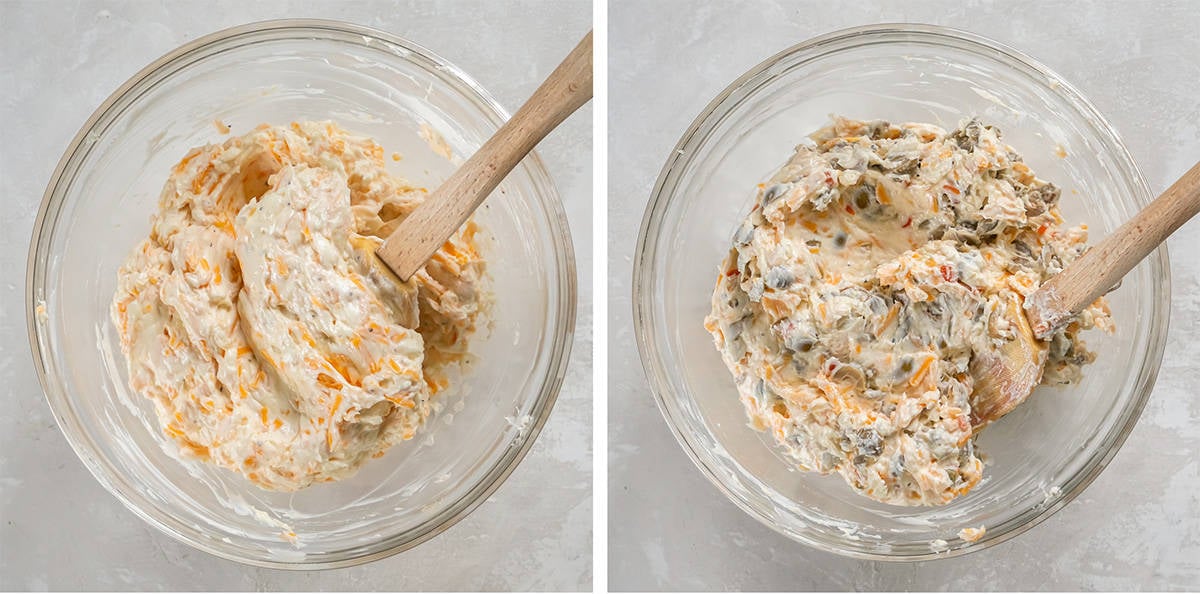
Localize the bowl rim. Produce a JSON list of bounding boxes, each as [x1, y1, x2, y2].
[[632, 22, 1169, 561], [26, 18, 577, 570]]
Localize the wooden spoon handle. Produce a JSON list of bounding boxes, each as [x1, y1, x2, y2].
[[377, 30, 593, 280], [1027, 160, 1200, 338]]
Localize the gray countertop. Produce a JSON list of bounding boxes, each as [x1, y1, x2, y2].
[[609, 0, 1200, 590], [0, 1, 591, 590]]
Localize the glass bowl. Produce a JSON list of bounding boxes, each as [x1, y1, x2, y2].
[[27, 20, 575, 568], [633, 24, 1168, 560]]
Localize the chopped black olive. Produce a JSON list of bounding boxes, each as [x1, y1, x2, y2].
[[853, 428, 883, 458], [727, 291, 748, 311], [762, 183, 789, 205], [893, 158, 919, 175], [733, 221, 755, 246], [866, 295, 888, 316], [866, 120, 892, 138], [853, 187, 873, 211], [765, 266, 795, 290], [813, 186, 837, 205], [726, 319, 746, 342], [787, 335, 816, 353]]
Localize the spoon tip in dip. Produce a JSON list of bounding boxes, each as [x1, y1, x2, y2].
[[970, 294, 1046, 428]]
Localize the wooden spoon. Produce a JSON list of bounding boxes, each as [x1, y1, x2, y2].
[[375, 31, 593, 281], [971, 160, 1200, 427]]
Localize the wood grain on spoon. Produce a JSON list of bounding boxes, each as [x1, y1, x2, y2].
[[968, 293, 1046, 428], [1026, 160, 1200, 338], [377, 31, 593, 281], [973, 160, 1200, 427]]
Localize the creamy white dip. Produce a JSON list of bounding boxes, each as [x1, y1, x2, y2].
[[113, 122, 484, 491]]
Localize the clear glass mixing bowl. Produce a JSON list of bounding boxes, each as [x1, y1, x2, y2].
[[27, 20, 576, 568], [633, 24, 1168, 560]]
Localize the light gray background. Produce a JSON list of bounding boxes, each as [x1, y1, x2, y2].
[[610, 0, 1200, 590], [0, 0, 591, 590]]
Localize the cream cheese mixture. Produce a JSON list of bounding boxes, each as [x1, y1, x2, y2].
[[705, 117, 1111, 506], [112, 122, 485, 491]]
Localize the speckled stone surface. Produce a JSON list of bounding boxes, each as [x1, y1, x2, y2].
[[609, 0, 1200, 590], [0, 1, 591, 590]]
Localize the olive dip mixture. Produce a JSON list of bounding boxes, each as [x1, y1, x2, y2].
[[705, 117, 1111, 506]]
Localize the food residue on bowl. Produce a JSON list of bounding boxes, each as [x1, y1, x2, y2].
[[419, 123, 455, 161], [705, 116, 1111, 506], [958, 525, 986, 542], [111, 121, 485, 491]]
